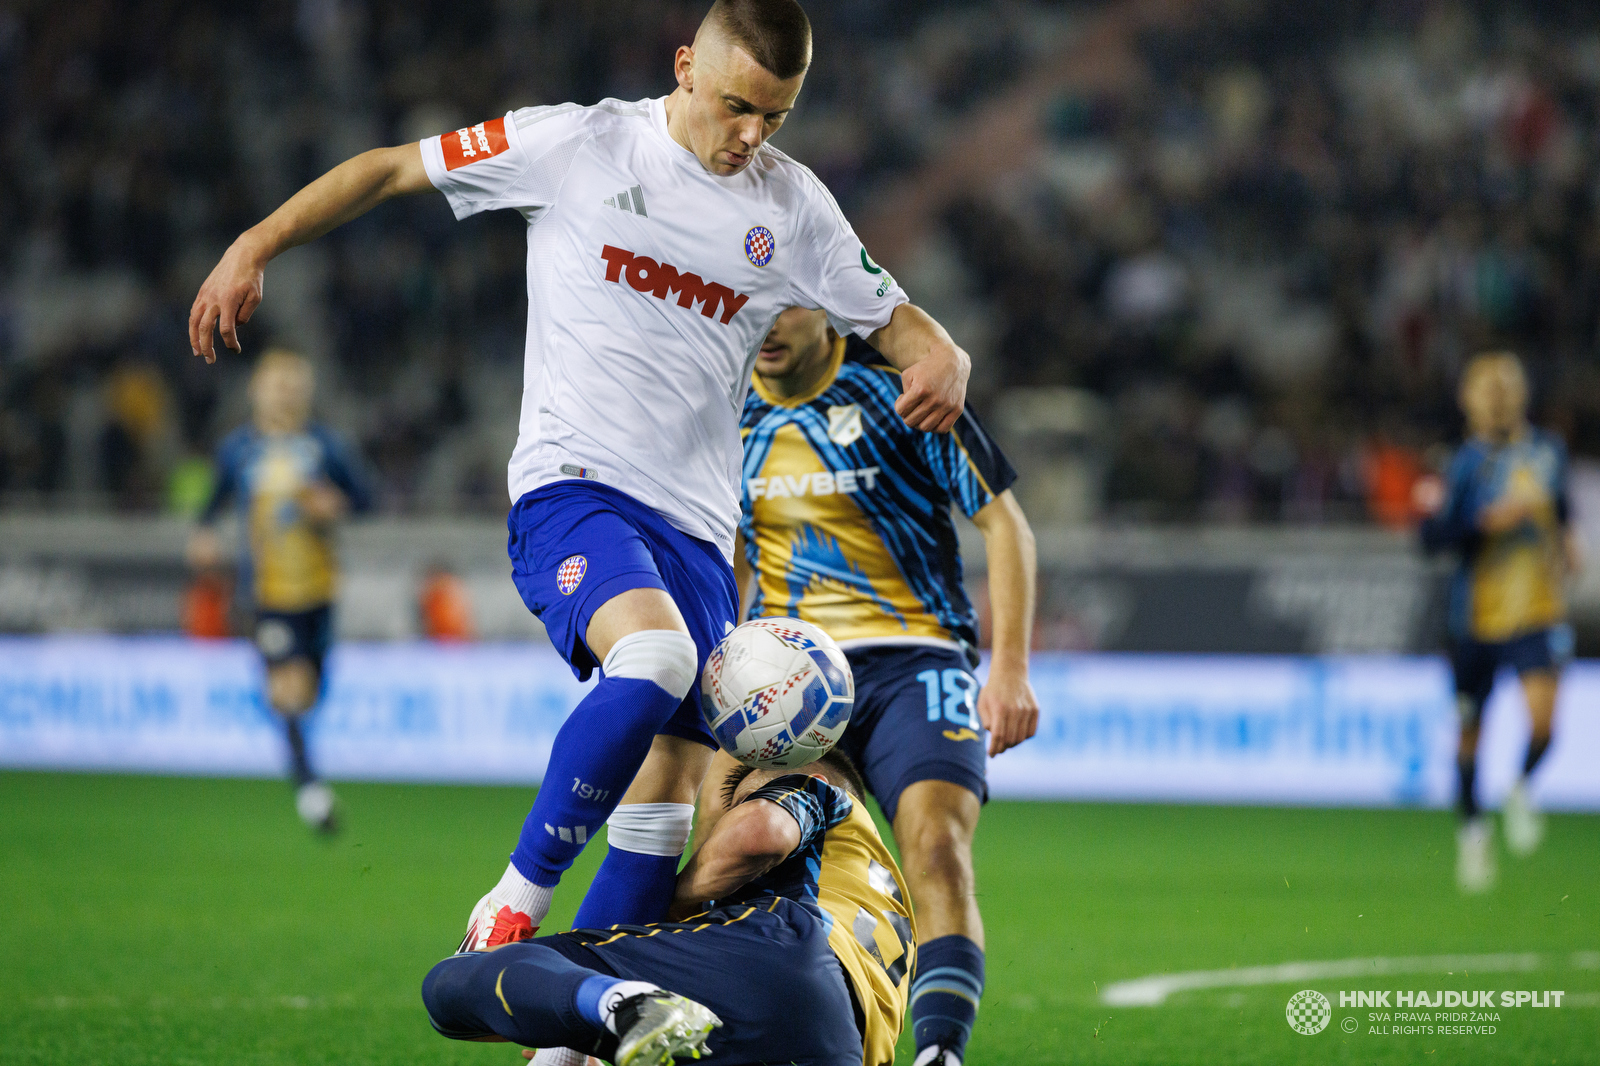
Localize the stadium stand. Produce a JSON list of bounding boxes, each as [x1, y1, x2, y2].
[[2, 0, 1598, 527]]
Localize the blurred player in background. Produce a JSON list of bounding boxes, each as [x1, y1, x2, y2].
[[188, 349, 372, 832], [738, 307, 1037, 1066], [422, 749, 912, 1066], [188, 0, 969, 963], [1417, 352, 1582, 892]]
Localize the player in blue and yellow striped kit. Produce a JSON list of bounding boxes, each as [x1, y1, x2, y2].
[[1419, 352, 1582, 891], [736, 307, 1039, 1066], [422, 748, 914, 1066], [189, 349, 371, 831]]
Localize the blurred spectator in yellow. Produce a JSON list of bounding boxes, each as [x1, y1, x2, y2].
[[100, 363, 171, 508]]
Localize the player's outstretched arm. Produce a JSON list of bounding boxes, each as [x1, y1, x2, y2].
[[189, 144, 433, 362], [670, 797, 799, 918], [868, 304, 971, 434], [972, 490, 1040, 757]]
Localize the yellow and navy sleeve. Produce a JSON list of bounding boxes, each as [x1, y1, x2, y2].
[[921, 404, 1018, 518], [746, 774, 853, 848], [310, 424, 375, 514], [197, 427, 253, 526], [721, 775, 853, 908]]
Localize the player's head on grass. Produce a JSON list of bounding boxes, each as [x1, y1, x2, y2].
[[250, 348, 313, 435], [668, 0, 811, 176], [755, 306, 835, 395], [718, 748, 866, 808], [1460, 350, 1528, 444]]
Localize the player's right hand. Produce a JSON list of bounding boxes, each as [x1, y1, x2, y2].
[[1411, 474, 1444, 517], [896, 345, 969, 434], [459, 890, 539, 953], [189, 238, 266, 364], [186, 527, 222, 570]]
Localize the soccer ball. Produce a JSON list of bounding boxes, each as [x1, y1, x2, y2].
[[701, 618, 855, 769]]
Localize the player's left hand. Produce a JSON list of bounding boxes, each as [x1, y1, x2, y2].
[[299, 482, 349, 525], [977, 664, 1038, 757], [896, 345, 969, 434]]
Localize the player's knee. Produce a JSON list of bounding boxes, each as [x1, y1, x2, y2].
[[267, 663, 317, 714], [420, 954, 480, 1031], [898, 813, 975, 887], [602, 629, 698, 701]]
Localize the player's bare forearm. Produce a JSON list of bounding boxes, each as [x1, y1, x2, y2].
[[670, 799, 798, 918], [867, 304, 970, 433], [972, 491, 1039, 756], [190, 144, 432, 361], [732, 532, 756, 617]]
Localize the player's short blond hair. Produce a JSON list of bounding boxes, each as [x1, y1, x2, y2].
[[252, 347, 313, 383], [1461, 350, 1525, 388]]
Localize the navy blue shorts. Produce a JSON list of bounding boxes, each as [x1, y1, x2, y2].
[[253, 605, 333, 674], [507, 480, 738, 747], [542, 898, 861, 1066], [835, 644, 988, 823], [1451, 624, 1574, 722]]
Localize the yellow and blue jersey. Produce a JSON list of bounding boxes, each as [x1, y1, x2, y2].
[[721, 773, 916, 1066], [200, 425, 372, 613], [1421, 428, 1570, 643], [739, 336, 1017, 659]]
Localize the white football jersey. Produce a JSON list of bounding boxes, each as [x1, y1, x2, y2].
[[419, 97, 908, 560]]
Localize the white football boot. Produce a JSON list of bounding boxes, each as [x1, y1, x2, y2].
[[1455, 817, 1496, 893], [295, 781, 338, 834], [913, 1047, 963, 1066], [1502, 781, 1546, 856]]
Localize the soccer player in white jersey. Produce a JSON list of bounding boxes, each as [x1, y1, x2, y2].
[[189, 0, 969, 963]]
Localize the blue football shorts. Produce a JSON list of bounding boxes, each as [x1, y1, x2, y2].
[[834, 643, 989, 822], [254, 604, 333, 674], [541, 897, 861, 1066], [507, 480, 737, 748], [1451, 624, 1574, 725]]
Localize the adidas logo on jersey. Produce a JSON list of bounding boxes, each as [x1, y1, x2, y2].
[[604, 185, 648, 216], [544, 822, 589, 844], [747, 466, 881, 500], [600, 245, 751, 325]]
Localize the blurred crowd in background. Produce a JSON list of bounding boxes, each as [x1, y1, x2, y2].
[[3, 0, 1599, 525]]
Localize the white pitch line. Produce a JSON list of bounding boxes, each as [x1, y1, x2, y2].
[[1102, 950, 1599, 1007]]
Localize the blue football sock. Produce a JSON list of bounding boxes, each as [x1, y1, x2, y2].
[[572, 848, 681, 929], [911, 935, 985, 1059], [283, 715, 313, 787], [421, 941, 606, 1048], [574, 973, 625, 1028], [510, 674, 681, 886]]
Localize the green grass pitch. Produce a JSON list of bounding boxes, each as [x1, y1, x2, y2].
[[2, 772, 1594, 1065]]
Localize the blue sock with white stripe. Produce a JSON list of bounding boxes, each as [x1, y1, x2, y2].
[[510, 675, 680, 887], [911, 935, 985, 1062], [573, 802, 695, 929]]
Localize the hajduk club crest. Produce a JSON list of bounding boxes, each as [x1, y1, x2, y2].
[[556, 555, 587, 596], [744, 226, 775, 267]]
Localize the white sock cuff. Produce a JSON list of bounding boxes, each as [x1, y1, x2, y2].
[[601, 630, 698, 701], [493, 860, 554, 917], [600, 980, 661, 1033], [531, 1047, 590, 1066], [605, 802, 695, 857]]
